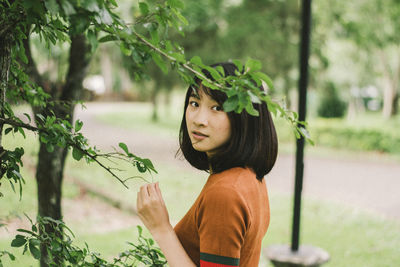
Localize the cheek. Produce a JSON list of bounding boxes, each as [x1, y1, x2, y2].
[[218, 116, 232, 142], [185, 107, 191, 126]]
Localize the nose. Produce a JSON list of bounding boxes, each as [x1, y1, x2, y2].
[[193, 107, 208, 127]]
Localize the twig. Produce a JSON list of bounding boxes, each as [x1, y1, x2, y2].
[[0, 117, 131, 189], [131, 30, 224, 89]]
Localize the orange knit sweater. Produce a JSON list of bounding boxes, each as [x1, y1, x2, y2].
[[174, 167, 270, 267]]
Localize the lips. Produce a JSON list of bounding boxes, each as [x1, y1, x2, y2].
[[192, 130, 208, 140]]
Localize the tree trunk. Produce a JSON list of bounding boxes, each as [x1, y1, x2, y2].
[[380, 50, 399, 118], [0, 33, 12, 148], [25, 34, 91, 267], [151, 80, 161, 122], [0, 31, 13, 183], [382, 83, 398, 118], [35, 128, 68, 266]]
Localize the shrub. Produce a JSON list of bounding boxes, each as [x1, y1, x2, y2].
[[317, 82, 347, 118], [274, 117, 400, 154], [310, 119, 400, 153]]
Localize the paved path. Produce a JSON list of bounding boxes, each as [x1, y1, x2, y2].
[[75, 102, 400, 221]]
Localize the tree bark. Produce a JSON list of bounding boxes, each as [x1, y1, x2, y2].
[[380, 50, 399, 118], [25, 34, 91, 267], [0, 31, 13, 180], [151, 80, 161, 122]]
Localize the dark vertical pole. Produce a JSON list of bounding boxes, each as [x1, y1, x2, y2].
[[291, 0, 312, 252]]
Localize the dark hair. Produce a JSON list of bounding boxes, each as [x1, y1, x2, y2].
[[178, 62, 278, 180]]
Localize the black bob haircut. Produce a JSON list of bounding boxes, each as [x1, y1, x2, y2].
[[178, 62, 278, 180]]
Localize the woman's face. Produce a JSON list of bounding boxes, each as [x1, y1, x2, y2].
[[185, 87, 232, 157]]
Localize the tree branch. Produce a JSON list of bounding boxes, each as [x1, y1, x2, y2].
[[0, 117, 132, 188], [22, 32, 45, 89], [130, 30, 224, 90], [61, 34, 91, 102]]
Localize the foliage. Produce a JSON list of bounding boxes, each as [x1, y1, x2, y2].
[[0, 0, 309, 265], [0, 0, 307, 197], [311, 121, 400, 154], [317, 82, 347, 118], [0, 250, 16, 267], [5, 216, 166, 266], [332, 0, 400, 117]]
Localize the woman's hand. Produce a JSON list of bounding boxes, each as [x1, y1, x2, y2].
[[137, 182, 196, 267], [137, 182, 171, 235]]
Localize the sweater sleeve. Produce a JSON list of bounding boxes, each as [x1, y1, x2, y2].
[[196, 186, 250, 267]]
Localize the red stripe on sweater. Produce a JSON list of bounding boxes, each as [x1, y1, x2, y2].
[[200, 259, 235, 267]]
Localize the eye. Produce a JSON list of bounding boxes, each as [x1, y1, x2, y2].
[[189, 101, 199, 107], [212, 105, 223, 111]]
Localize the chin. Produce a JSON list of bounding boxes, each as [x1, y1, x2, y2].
[[192, 144, 209, 153]]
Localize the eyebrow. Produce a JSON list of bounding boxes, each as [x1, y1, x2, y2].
[[189, 91, 200, 99]]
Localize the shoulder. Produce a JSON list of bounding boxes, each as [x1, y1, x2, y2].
[[200, 168, 256, 209], [212, 167, 257, 186]]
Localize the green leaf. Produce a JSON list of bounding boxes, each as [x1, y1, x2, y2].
[[170, 52, 185, 63], [11, 235, 26, 247], [5, 127, 13, 135], [119, 142, 129, 155], [29, 243, 40, 260], [254, 72, 274, 90], [248, 91, 261, 104], [8, 253, 16, 261], [167, 0, 184, 9], [204, 66, 221, 81], [23, 113, 31, 122], [12, 170, 23, 181], [141, 158, 157, 173], [245, 58, 262, 71], [136, 162, 147, 173], [232, 59, 243, 72], [45, 0, 59, 14], [216, 66, 225, 77], [74, 119, 83, 132], [150, 29, 159, 45], [201, 80, 218, 90], [139, 2, 149, 15], [137, 225, 143, 236], [245, 102, 259, 116], [40, 135, 48, 144], [18, 127, 26, 138], [61, 1, 76, 15], [120, 42, 132, 56], [172, 9, 188, 26], [82, 0, 100, 12], [108, 0, 118, 7], [223, 95, 239, 113], [72, 147, 83, 161], [98, 35, 118, 43], [151, 53, 168, 74], [190, 56, 204, 67]]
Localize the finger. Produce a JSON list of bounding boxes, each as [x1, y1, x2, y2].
[[140, 184, 149, 199], [136, 190, 142, 209], [155, 182, 165, 204], [148, 183, 158, 200], [146, 183, 153, 196], [155, 182, 161, 197]]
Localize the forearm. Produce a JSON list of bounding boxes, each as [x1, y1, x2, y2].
[[152, 225, 196, 267]]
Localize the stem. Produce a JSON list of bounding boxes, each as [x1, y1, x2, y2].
[[0, 117, 130, 188], [110, 27, 224, 90]]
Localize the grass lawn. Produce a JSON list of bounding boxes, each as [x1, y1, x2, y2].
[[1, 101, 400, 266]]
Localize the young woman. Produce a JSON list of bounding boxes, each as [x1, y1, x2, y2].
[[136, 62, 278, 267]]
